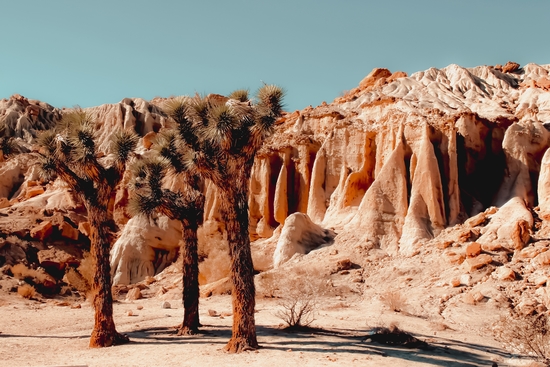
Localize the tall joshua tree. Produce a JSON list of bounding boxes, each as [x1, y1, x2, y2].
[[37, 110, 138, 347], [129, 150, 205, 335], [0, 120, 17, 161], [153, 86, 284, 352]]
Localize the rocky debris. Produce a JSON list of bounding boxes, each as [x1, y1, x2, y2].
[[37, 247, 79, 272], [465, 242, 481, 257], [501, 61, 521, 73], [463, 254, 493, 272], [161, 301, 171, 309], [493, 266, 516, 281], [30, 221, 53, 241], [126, 287, 142, 301], [58, 222, 79, 241]]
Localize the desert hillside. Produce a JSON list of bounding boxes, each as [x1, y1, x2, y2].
[[2, 61, 550, 366]]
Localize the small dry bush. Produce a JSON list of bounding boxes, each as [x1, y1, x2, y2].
[[11, 263, 48, 283], [197, 220, 230, 284], [380, 289, 408, 313], [77, 252, 94, 286], [275, 269, 326, 328], [18, 284, 36, 299], [493, 311, 550, 365]]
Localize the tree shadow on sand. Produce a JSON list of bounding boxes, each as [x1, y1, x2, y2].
[[124, 323, 516, 366]]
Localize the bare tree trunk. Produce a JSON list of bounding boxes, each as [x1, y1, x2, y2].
[[88, 206, 128, 347], [223, 188, 258, 353], [178, 222, 200, 335]]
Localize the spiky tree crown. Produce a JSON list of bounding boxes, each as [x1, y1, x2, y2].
[[158, 85, 285, 183], [36, 109, 138, 198]]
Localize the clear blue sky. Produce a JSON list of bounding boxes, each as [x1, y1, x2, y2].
[[1, 0, 549, 112]]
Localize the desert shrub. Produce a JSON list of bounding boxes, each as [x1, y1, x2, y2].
[[493, 311, 550, 365], [380, 289, 408, 312], [17, 284, 36, 299], [11, 263, 48, 283], [275, 270, 325, 328]]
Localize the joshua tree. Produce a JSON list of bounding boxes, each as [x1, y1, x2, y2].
[[0, 120, 17, 161], [37, 110, 138, 347], [129, 152, 205, 335], [149, 86, 284, 352]]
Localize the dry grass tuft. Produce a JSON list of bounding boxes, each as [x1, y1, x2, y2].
[[274, 269, 325, 328], [11, 263, 48, 283], [77, 252, 94, 287], [18, 284, 36, 299], [380, 289, 408, 313], [493, 311, 550, 365]]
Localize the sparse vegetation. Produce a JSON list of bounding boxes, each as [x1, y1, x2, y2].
[[275, 271, 324, 328], [17, 284, 36, 299], [493, 311, 550, 365], [36, 109, 137, 347], [380, 289, 408, 313]]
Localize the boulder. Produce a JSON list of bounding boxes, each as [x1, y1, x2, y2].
[[30, 221, 53, 241], [58, 222, 79, 241], [273, 213, 335, 268], [463, 254, 493, 272]]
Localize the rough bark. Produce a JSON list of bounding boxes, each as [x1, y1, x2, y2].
[[178, 223, 201, 335], [88, 206, 128, 347], [222, 172, 258, 353]]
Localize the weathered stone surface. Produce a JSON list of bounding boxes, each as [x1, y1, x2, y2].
[[78, 222, 91, 237], [493, 266, 515, 281], [37, 247, 78, 271], [465, 242, 481, 257], [25, 186, 44, 199], [126, 287, 142, 301], [30, 221, 53, 241], [463, 254, 493, 272], [273, 213, 335, 268], [59, 222, 79, 241]]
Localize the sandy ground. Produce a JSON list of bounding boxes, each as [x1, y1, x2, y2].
[[0, 291, 527, 367]]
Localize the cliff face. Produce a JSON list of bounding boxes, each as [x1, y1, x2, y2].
[[2, 62, 550, 286], [250, 62, 550, 258]]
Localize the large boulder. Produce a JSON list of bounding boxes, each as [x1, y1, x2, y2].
[[273, 213, 335, 268], [110, 215, 182, 285]]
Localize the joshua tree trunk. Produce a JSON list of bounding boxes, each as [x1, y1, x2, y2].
[[223, 184, 258, 352], [178, 222, 201, 335], [88, 206, 128, 347]]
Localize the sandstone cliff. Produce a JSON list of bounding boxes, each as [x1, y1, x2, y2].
[[2, 61, 550, 287]]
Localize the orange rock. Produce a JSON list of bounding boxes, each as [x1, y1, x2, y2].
[[78, 221, 91, 237], [501, 61, 520, 73], [493, 266, 515, 281], [534, 251, 550, 266], [386, 71, 408, 83], [59, 222, 79, 241], [0, 197, 10, 209], [126, 287, 142, 301], [38, 247, 78, 271], [359, 68, 392, 90], [481, 242, 504, 252], [142, 131, 157, 150], [463, 254, 492, 272], [30, 221, 53, 241], [536, 77, 550, 91], [25, 186, 44, 199], [465, 242, 481, 257]]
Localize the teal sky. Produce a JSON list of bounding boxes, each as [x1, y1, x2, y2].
[[1, 0, 549, 112]]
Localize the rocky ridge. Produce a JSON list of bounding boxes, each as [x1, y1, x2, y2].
[[1, 63, 550, 328]]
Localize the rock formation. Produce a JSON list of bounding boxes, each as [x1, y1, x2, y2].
[[2, 61, 550, 288]]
